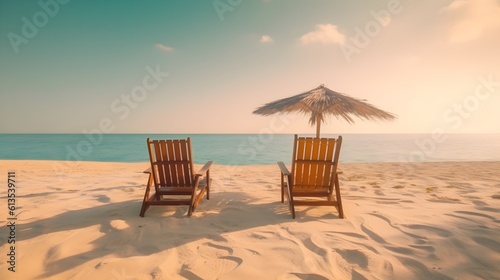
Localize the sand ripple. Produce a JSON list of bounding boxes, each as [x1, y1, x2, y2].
[[0, 160, 499, 279]]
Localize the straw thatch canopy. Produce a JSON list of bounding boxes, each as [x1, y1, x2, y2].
[[253, 84, 396, 138]]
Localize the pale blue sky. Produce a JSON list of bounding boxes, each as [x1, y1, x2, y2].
[[1, 0, 499, 134]]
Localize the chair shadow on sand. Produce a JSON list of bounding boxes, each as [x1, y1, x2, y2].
[[15, 183, 340, 279]]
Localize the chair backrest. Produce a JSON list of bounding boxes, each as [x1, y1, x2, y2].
[[291, 135, 342, 189], [147, 138, 195, 187]]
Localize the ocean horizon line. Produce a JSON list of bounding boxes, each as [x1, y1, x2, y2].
[[1, 134, 499, 165], [1, 132, 499, 135]]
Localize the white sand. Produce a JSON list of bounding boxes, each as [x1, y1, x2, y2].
[[1, 160, 499, 279]]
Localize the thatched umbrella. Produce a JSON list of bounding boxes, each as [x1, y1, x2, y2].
[[253, 84, 396, 138]]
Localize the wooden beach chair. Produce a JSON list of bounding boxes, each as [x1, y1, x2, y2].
[[278, 135, 345, 219], [140, 138, 213, 217]]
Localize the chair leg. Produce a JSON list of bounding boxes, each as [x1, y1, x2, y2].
[[140, 174, 153, 217], [189, 177, 210, 217], [280, 175, 285, 203], [284, 182, 295, 219], [188, 186, 198, 217], [206, 178, 210, 200], [334, 175, 345, 219], [139, 202, 149, 218]]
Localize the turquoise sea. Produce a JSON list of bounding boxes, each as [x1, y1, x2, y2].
[[1, 134, 500, 165]]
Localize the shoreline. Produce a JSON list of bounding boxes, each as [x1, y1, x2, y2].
[[0, 160, 499, 279], [2, 158, 500, 164]]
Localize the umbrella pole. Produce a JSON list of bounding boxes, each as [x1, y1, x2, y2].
[[316, 115, 321, 138]]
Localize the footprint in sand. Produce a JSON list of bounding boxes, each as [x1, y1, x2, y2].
[[110, 219, 129, 230], [265, 184, 274, 189], [472, 236, 500, 253], [374, 189, 385, 196], [181, 242, 242, 279], [336, 249, 368, 268], [96, 195, 110, 203], [405, 224, 452, 238], [148, 267, 163, 280], [302, 236, 328, 258], [453, 210, 499, 222], [120, 187, 135, 193], [472, 200, 489, 207], [397, 257, 454, 280], [278, 272, 330, 280]]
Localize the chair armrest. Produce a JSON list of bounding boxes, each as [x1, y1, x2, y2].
[[143, 167, 152, 174], [277, 161, 291, 176], [195, 161, 214, 176]]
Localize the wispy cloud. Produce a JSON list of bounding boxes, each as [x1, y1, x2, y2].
[[155, 43, 174, 52], [300, 24, 346, 45], [260, 35, 274, 43], [442, 0, 500, 43]]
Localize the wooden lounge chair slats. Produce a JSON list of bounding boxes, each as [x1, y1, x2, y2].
[[140, 137, 213, 217], [278, 134, 344, 219]]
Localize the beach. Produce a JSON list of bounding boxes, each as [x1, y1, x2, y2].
[[0, 160, 499, 280], [3, 0, 500, 279]]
